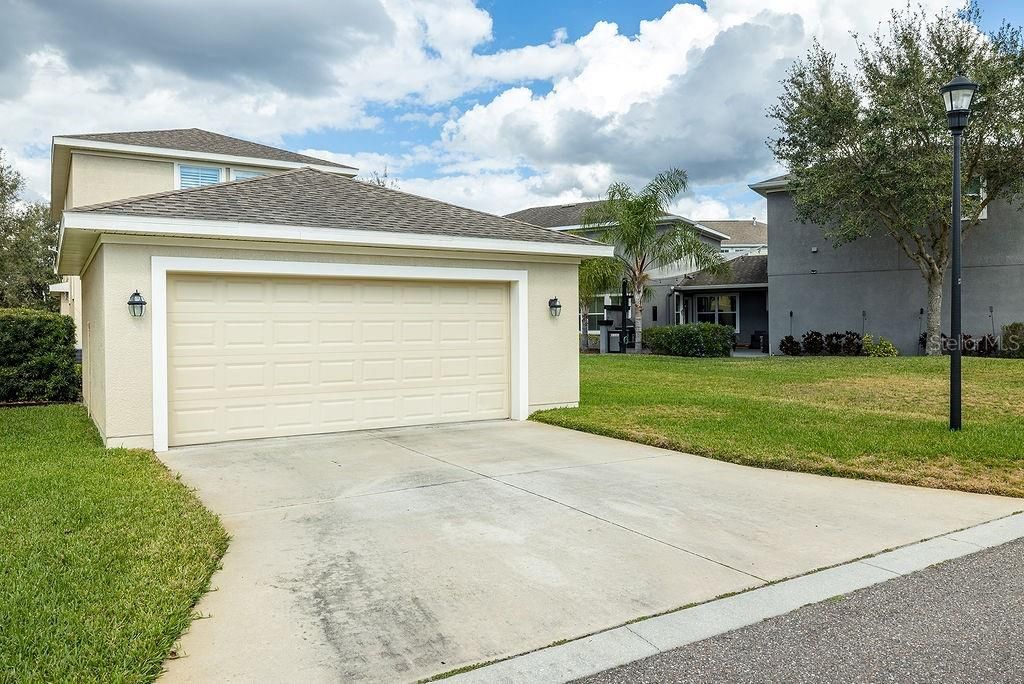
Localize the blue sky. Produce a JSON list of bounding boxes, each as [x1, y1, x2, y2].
[[1, 1, 1020, 220]]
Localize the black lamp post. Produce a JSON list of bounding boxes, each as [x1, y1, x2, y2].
[[940, 74, 979, 431]]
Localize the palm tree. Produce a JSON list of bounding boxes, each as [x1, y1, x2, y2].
[[581, 168, 726, 352], [578, 257, 622, 350]]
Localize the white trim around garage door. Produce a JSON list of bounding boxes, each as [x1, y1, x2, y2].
[[151, 256, 529, 452]]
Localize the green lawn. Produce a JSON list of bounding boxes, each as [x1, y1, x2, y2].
[[533, 355, 1024, 497], [0, 404, 228, 682]]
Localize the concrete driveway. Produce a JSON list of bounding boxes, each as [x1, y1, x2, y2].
[[159, 421, 1021, 683]]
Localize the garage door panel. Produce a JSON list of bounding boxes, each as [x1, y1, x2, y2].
[[169, 354, 504, 400], [167, 275, 510, 446]]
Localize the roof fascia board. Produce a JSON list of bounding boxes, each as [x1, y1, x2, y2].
[[549, 217, 731, 241], [673, 282, 768, 291], [749, 178, 791, 196], [61, 211, 615, 259], [52, 137, 357, 176]]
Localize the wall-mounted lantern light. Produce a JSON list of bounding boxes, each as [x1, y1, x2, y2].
[[548, 297, 562, 317], [128, 290, 147, 318]]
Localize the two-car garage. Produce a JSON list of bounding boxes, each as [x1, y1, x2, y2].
[[61, 167, 611, 450], [165, 273, 511, 446]]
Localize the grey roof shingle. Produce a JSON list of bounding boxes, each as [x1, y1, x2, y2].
[[697, 219, 767, 245], [676, 254, 768, 288], [72, 167, 601, 246], [504, 200, 687, 229], [58, 128, 353, 169], [504, 201, 613, 228]]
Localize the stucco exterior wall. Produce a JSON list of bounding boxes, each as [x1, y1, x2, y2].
[[768, 191, 1024, 354], [67, 153, 175, 208], [87, 237, 581, 449], [80, 249, 107, 440]]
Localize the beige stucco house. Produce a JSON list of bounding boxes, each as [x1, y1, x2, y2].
[[51, 129, 610, 451]]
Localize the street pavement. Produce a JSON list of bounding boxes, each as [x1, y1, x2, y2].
[[576, 538, 1024, 684]]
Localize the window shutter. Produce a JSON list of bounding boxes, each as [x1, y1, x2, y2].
[[179, 165, 222, 189]]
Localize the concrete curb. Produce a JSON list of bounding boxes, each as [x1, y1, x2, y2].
[[444, 512, 1024, 684]]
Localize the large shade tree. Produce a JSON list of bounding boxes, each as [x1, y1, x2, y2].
[[0, 151, 59, 310], [581, 168, 725, 351], [769, 3, 1024, 355]]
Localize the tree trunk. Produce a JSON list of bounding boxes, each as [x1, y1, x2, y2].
[[632, 302, 644, 352], [580, 302, 589, 351], [925, 272, 944, 355]]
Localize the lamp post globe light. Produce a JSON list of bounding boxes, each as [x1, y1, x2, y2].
[[940, 74, 979, 431]]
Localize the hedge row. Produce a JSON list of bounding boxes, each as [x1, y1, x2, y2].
[[779, 330, 866, 356], [645, 323, 734, 357], [0, 308, 81, 403]]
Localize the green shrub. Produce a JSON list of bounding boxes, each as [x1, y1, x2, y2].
[[645, 323, 734, 357], [1002, 322, 1024, 359], [801, 330, 825, 355], [862, 333, 899, 357], [842, 331, 864, 356], [0, 308, 81, 403], [824, 332, 844, 355], [779, 335, 802, 356]]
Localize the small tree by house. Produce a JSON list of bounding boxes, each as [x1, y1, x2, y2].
[[0, 150, 59, 311], [580, 169, 725, 352], [769, 3, 1024, 355], [577, 257, 622, 350]]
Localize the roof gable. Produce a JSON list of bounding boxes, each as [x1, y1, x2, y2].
[[70, 167, 603, 247], [697, 219, 768, 245], [56, 128, 353, 170], [675, 254, 768, 289]]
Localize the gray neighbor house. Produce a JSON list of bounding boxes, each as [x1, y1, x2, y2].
[[509, 179, 1024, 355], [751, 175, 1024, 355], [505, 201, 770, 349]]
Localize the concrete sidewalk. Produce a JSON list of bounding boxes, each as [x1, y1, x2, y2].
[[157, 421, 1022, 682]]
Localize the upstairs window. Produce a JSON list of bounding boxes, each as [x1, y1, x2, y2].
[[230, 169, 267, 181], [178, 164, 222, 189]]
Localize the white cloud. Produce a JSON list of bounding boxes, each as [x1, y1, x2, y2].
[[401, 171, 589, 217], [440, 0, 957, 192], [0, 0, 960, 219]]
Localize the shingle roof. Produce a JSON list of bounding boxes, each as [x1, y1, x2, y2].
[[57, 128, 353, 169], [676, 254, 768, 288], [504, 200, 690, 230], [504, 200, 612, 228], [72, 167, 600, 246], [696, 219, 767, 245]]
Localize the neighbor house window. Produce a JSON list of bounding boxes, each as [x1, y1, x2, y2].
[[584, 295, 606, 333], [178, 164, 222, 189], [695, 294, 739, 332], [230, 169, 268, 181], [581, 294, 632, 334]]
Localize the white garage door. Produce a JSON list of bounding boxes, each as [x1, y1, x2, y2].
[[166, 274, 510, 446]]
